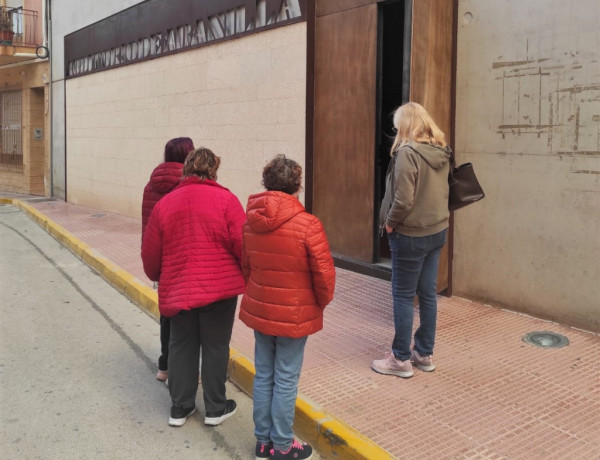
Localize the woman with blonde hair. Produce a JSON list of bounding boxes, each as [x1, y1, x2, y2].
[[373, 102, 451, 378], [142, 147, 245, 427]]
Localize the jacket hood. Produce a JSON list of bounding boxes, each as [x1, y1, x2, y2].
[[246, 191, 305, 233], [148, 162, 183, 194], [406, 142, 451, 170]]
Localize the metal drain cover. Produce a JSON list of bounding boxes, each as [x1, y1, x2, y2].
[[522, 331, 569, 348], [91, 213, 106, 218]]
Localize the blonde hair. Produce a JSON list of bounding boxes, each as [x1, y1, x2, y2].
[[183, 147, 221, 180], [390, 102, 446, 155]]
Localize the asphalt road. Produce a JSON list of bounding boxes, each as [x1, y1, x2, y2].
[[0, 203, 318, 460]]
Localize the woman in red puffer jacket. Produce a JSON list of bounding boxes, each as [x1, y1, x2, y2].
[[141, 137, 194, 382], [142, 147, 245, 428], [240, 154, 335, 460], [142, 137, 194, 236]]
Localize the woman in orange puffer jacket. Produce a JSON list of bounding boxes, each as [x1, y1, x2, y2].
[[240, 154, 335, 460]]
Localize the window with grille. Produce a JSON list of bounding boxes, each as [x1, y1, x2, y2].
[[0, 89, 23, 166]]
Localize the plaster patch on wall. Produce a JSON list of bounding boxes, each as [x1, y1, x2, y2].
[[495, 45, 600, 158]]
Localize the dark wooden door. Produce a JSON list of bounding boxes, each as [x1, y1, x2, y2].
[[311, 0, 455, 292], [313, 3, 378, 262], [409, 0, 455, 292]]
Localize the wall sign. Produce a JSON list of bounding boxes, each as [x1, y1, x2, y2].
[[65, 0, 305, 78]]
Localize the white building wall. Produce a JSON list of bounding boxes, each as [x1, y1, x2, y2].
[[50, 0, 144, 199], [65, 23, 306, 217], [455, 0, 600, 331]]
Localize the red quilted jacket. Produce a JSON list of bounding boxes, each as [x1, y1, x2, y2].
[[142, 176, 246, 317], [141, 162, 183, 239], [239, 191, 336, 338]]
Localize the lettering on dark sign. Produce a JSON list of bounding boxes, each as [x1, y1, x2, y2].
[[65, 0, 305, 77]]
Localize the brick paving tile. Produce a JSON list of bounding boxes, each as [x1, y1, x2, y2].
[[13, 199, 600, 460]]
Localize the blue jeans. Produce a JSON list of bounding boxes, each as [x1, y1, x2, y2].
[[253, 331, 307, 451], [387, 229, 447, 361]]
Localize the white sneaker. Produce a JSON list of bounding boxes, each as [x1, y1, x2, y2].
[[204, 400, 237, 426], [168, 406, 196, 427]]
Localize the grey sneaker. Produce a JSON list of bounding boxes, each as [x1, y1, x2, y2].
[[411, 350, 435, 371], [371, 351, 413, 378]]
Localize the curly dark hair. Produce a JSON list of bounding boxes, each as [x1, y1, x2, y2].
[[262, 154, 302, 195], [183, 147, 221, 180]]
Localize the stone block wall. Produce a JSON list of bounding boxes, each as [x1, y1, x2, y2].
[[65, 23, 307, 218]]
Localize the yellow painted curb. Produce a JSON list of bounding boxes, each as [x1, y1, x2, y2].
[[228, 349, 257, 397], [226, 350, 393, 460], [10, 197, 395, 460]]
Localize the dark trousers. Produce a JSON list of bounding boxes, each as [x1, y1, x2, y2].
[[158, 315, 170, 371], [168, 296, 237, 413]]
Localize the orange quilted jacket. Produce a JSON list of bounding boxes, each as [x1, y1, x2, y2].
[[239, 191, 336, 338]]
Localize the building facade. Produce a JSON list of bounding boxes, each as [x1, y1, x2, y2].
[[0, 0, 49, 195], [53, 0, 307, 219], [38, 0, 600, 332]]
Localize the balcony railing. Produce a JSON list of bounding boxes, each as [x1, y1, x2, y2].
[[0, 7, 40, 47]]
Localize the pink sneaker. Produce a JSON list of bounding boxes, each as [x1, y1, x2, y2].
[[271, 440, 313, 460], [410, 350, 435, 372], [371, 351, 413, 378]]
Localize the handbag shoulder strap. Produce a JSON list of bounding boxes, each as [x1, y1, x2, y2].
[[448, 147, 456, 168]]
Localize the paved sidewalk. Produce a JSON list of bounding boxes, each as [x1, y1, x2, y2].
[[3, 194, 599, 459]]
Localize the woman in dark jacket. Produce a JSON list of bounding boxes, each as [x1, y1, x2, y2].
[[142, 147, 245, 428], [373, 102, 451, 378], [141, 137, 194, 381]]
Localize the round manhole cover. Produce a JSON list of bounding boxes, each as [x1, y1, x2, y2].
[[522, 331, 569, 348]]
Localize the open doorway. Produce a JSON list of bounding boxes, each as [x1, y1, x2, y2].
[[374, 0, 411, 266]]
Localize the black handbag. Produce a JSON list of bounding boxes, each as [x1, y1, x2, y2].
[[448, 159, 485, 211]]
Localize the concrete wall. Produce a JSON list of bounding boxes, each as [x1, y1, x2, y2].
[[455, 0, 600, 331], [50, 0, 144, 199], [64, 23, 306, 218]]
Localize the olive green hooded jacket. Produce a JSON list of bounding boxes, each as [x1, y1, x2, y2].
[[379, 142, 451, 237]]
